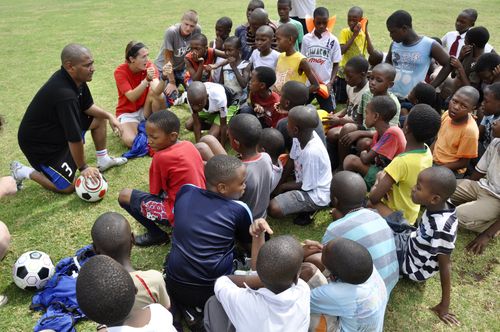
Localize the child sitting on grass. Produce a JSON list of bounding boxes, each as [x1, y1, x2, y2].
[[337, 63, 400, 170], [210, 17, 233, 83], [196, 114, 273, 220], [304, 171, 399, 295], [369, 104, 441, 224], [335, 6, 374, 104], [220, 36, 250, 106], [91, 212, 170, 312], [451, 119, 500, 255], [390, 166, 459, 326], [258, 128, 286, 191], [310, 238, 388, 332], [184, 33, 225, 84], [245, 66, 280, 128], [324, 56, 369, 168], [205, 225, 310, 332], [344, 95, 406, 190], [301, 7, 342, 112], [185, 81, 229, 146], [76, 255, 176, 331], [269, 105, 332, 226], [248, 26, 281, 71], [165, 155, 253, 329], [118, 110, 205, 246], [274, 23, 319, 94], [400, 82, 438, 122], [432, 86, 480, 177]]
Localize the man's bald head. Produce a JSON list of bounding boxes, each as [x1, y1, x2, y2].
[[61, 43, 91, 66]]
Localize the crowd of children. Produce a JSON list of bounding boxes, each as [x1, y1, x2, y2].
[[5, 2, 500, 332]]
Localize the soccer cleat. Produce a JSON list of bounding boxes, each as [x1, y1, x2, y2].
[[10, 160, 27, 190], [173, 91, 187, 106], [97, 156, 127, 172], [134, 232, 170, 247]]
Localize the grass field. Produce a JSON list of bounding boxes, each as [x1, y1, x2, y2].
[[0, 0, 499, 331]]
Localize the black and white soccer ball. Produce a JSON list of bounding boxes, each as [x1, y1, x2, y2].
[[12, 251, 55, 290], [75, 173, 108, 202]]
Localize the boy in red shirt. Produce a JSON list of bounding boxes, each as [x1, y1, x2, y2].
[[118, 110, 205, 246], [246, 66, 281, 128], [344, 95, 406, 189], [184, 34, 225, 84]]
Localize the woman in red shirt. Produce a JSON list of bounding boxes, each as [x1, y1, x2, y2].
[[114, 41, 168, 147]]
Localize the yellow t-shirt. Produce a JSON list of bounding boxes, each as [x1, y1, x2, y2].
[[274, 52, 307, 93], [338, 27, 368, 78], [383, 146, 433, 224], [433, 111, 479, 174]]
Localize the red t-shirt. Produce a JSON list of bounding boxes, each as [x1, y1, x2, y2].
[[149, 141, 206, 225], [184, 48, 216, 83], [371, 126, 407, 167], [114, 61, 158, 117], [250, 91, 282, 128]]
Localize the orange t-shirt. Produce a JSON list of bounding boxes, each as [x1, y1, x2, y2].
[[433, 111, 479, 173]]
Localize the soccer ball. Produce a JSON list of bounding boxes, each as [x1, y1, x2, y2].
[[75, 173, 108, 202], [12, 251, 55, 290]]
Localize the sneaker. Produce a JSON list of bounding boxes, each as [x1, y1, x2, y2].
[[293, 212, 314, 226], [134, 232, 170, 247], [97, 156, 128, 172], [10, 161, 27, 190], [173, 92, 187, 106], [0, 294, 7, 307]]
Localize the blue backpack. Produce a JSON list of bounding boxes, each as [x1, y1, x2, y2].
[[31, 245, 95, 332]]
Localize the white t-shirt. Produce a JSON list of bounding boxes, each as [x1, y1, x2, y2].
[[290, 131, 332, 206], [214, 276, 310, 332], [188, 82, 228, 118], [442, 30, 494, 56], [250, 49, 281, 71], [270, 159, 284, 192], [346, 81, 370, 118], [301, 31, 342, 85], [290, 0, 316, 19], [107, 303, 176, 332]]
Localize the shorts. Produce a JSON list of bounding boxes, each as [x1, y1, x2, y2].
[[198, 105, 238, 126], [38, 149, 77, 190], [129, 189, 170, 225], [273, 190, 323, 216], [118, 108, 145, 124], [364, 164, 383, 190]]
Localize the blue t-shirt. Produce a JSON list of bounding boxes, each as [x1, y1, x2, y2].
[[389, 36, 435, 98], [310, 268, 388, 332], [322, 209, 399, 295], [167, 184, 253, 286]]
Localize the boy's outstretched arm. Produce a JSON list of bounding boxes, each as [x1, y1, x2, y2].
[[466, 220, 500, 255], [430, 43, 452, 88], [299, 59, 320, 94], [438, 158, 469, 172], [192, 112, 202, 143], [430, 254, 460, 326], [249, 218, 273, 271], [219, 116, 227, 147]]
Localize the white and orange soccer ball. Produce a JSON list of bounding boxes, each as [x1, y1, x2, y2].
[[75, 173, 108, 202], [12, 251, 55, 290]]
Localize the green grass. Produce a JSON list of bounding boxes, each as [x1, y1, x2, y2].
[[0, 0, 499, 331]]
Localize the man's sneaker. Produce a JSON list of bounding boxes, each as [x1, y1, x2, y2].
[[10, 161, 27, 190], [134, 232, 170, 247], [293, 212, 314, 226], [173, 91, 187, 106], [97, 156, 127, 172]]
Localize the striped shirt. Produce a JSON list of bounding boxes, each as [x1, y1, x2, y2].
[[402, 204, 457, 281], [322, 208, 399, 295]]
